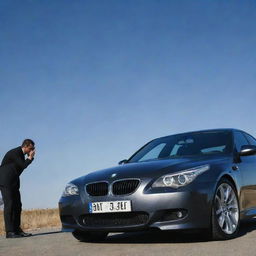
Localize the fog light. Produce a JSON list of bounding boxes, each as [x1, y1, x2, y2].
[[176, 211, 183, 218]]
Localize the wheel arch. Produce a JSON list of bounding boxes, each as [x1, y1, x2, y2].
[[218, 174, 239, 194], [210, 173, 240, 218]]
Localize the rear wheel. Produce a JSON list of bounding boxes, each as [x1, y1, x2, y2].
[[211, 179, 240, 240], [72, 230, 108, 242]]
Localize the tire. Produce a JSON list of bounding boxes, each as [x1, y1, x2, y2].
[[211, 178, 240, 240], [72, 230, 108, 242]]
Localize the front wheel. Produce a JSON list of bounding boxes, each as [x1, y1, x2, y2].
[[211, 179, 240, 240], [72, 230, 108, 242]]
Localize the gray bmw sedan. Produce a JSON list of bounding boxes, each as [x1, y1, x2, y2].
[[59, 129, 256, 241]]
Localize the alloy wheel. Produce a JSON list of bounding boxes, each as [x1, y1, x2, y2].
[[214, 183, 239, 235]]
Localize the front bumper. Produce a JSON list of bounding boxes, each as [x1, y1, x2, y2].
[[59, 181, 214, 232]]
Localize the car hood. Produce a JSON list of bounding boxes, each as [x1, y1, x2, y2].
[[74, 155, 231, 184]]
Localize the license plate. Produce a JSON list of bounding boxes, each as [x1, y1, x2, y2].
[[89, 200, 132, 213]]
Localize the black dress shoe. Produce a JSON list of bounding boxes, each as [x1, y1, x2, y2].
[[17, 229, 32, 237], [6, 232, 23, 238]]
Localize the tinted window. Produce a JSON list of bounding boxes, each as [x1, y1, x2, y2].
[[233, 131, 248, 152], [129, 131, 233, 163], [244, 133, 256, 146]]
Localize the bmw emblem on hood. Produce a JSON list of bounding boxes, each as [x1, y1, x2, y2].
[[111, 173, 117, 178]]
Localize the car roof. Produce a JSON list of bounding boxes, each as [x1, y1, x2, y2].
[[157, 128, 247, 140]]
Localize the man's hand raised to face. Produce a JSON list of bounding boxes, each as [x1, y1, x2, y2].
[[28, 150, 35, 160]]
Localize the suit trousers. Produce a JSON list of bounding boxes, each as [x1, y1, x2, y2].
[[0, 186, 22, 233]]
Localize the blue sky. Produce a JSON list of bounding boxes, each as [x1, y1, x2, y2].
[[0, 0, 256, 208]]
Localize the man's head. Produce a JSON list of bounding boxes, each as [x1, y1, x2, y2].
[[21, 139, 35, 154]]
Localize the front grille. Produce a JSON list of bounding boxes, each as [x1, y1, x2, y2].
[[79, 212, 149, 227], [86, 182, 108, 196], [112, 179, 140, 195]]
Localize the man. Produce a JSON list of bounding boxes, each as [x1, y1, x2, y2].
[[0, 139, 35, 238]]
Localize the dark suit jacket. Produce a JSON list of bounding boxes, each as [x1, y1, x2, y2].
[[0, 147, 33, 188]]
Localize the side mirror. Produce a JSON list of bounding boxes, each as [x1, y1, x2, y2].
[[118, 159, 128, 165], [239, 145, 256, 156]]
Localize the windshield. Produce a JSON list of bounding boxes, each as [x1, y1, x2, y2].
[[128, 131, 233, 163]]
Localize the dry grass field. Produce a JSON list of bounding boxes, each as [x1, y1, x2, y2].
[[0, 208, 61, 235]]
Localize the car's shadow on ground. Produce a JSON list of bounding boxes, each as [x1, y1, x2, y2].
[[98, 219, 256, 244], [237, 219, 256, 237], [105, 230, 209, 244], [31, 219, 256, 242], [32, 230, 62, 237]]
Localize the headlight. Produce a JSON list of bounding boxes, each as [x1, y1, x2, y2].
[[152, 165, 210, 188], [62, 183, 79, 196]]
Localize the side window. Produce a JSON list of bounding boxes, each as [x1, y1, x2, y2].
[[244, 133, 256, 146], [170, 144, 182, 156], [233, 131, 248, 152], [138, 143, 166, 162]]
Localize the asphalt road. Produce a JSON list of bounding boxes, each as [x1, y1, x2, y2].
[[1, 220, 256, 256]]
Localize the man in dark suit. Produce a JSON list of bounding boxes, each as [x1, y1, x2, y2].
[[0, 139, 35, 238]]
